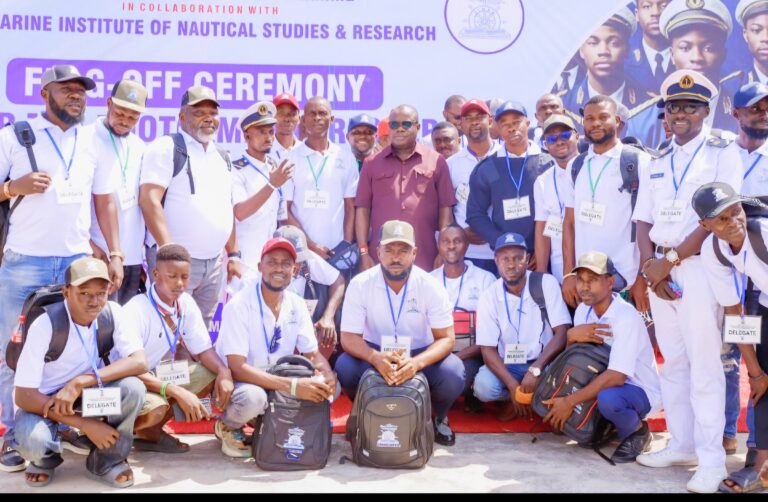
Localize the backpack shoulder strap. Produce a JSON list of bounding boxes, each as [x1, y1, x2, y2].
[[214, 144, 232, 171], [747, 218, 768, 265], [96, 304, 115, 366], [42, 302, 71, 364], [12, 121, 38, 173], [619, 146, 641, 242], [711, 235, 730, 267], [528, 272, 550, 328], [169, 132, 194, 193], [570, 152, 587, 184]]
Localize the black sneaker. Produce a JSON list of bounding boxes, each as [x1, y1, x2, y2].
[[0, 440, 25, 473], [59, 427, 94, 455], [433, 417, 455, 447], [610, 421, 650, 464]]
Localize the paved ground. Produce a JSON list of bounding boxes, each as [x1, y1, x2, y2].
[[0, 432, 751, 493]]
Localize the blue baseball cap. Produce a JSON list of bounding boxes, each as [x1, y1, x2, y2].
[[494, 232, 527, 253], [734, 82, 768, 109], [347, 113, 377, 133], [494, 100, 527, 121]]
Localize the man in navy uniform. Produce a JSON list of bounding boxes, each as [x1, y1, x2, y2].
[[625, 0, 674, 98]]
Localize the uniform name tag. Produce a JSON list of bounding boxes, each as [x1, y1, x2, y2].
[[381, 335, 411, 358], [305, 299, 319, 317], [502, 196, 531, 220], [504, 343, 528, 365], [55, 178, 86, 205], [118, 184, 138, 210], [304, 190, 330, 209], [455, 183, 470, 205], [543, 215, 563, 239], [156, 359, 191, 385], [657, 200, 686, 223], [578, 201, 606, 226], [724, 315, 762, 344], [277, 198, 288, 220], [82, 387, 121, 417]]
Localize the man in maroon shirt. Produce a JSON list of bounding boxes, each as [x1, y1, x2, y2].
[[355, 105, 456, 271]]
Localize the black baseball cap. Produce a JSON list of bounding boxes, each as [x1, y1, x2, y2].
[[692, 182, 765, 219]]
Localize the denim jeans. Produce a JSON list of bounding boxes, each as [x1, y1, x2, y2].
[[472, 361, 534, 402], [0, 250, 85, 442]]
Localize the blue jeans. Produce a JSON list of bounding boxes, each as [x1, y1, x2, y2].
[[0, 250, 85, 442], [12, 377, 145, 475], [723, 343, 741, 439], [597, 384, 651, 440], [472, 361, 533, 402]]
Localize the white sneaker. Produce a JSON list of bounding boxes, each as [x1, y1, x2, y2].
[[215, 420, 251, 458], [686, 467, 728, 494], [636, 447, 698, 468]]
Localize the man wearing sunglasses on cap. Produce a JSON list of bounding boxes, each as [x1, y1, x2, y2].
[[214, 237, 337, 458]]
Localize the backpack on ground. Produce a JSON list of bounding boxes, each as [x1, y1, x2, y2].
[[162, 132, 232, 205], [251, 355, 332, 471], [5, 284, 115, 371], [0, 121, 38, 263], [342, 368, 433, 469]]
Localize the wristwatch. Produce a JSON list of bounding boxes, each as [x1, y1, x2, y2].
[[227, 251, 242, 259], [664, 248, 681, 266], [527, 366, 541, 377]]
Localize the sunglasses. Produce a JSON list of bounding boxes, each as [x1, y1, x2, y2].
[[389, 120, 416, 130], [269, 326, 282, 354], [665, 102, 702, 114], [544, 130, 573, 145]]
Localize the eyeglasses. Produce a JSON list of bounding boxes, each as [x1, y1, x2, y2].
[[544, 130, 573, 145], [665, 102, 702, 114], [268, 326, 282, 354], [389, 120, 415, 130]]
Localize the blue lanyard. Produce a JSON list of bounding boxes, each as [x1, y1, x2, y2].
[[73, 322, 104, 388], [504, 147, 528, 198], [256, 282, 279, 358], [45, 128, 78, 179], [585, 296, 615, 324], [744, 154, 763, 181], [503, 281, 526, 344], [148, 286, 182, 361], [670, 140, 705, 198], [274, 149, 281, 160], [552, 168, 564, 216], [443, 265, 467, 311], [245, 157, 283, 197], [730, 252, 748, 318], [385, 276, 410, 341]]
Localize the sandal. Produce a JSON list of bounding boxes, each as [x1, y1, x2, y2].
[[718, 467, 766, 494], [87, 461, 135, 489], [133, 432, 189, 454], [24, 463, 55, 488]]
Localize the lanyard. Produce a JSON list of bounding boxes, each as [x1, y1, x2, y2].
[[256, 282, 279, 359], [587, 157, 613, 202], [443, 265, 467, 311], [503, 281, 526, 344], [307, 154, 329, 190], [670, 140, 705, 198], [744, 153, 763, 181], [585, 296, 615, 324], [504, 147, 528, 199], [552, 167, 565, 216], [245, 157, 283, 198], [108, 130, 131, 185], [73, 322, 104, 388], [731, 252, 749, 318], [45, 128, 78, 179], [385, 276, 410, 341], [148, 286, 182, 361]]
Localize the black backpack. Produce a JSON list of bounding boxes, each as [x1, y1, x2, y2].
[[5, 284, 115, 371], [0, 121, 38, 263], [531, 343, 616, 451], [251, 355, 332, 471], [161, 132, 232, 205], [342, 368, 433, 469], [570, 146, 640, 241]]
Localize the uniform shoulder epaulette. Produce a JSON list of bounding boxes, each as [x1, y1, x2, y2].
[[555, 88, 567, 98], [655, 143, 673, 158], [720, 70, 743, 84], [628, 94, 663, 119], [706, 135, 732, 148], [232, 156, 248, 169]]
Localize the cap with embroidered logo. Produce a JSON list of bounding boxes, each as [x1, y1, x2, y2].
[[66, 257, 112, 286], [571, 251, 627, 291], [181, 86, 220, 107], [379, 220, 416, 247], [658, 69, 718, 106], [273, 225, 310, 262], [110, 80, 147, 113], [238, 101, 277, 131], [660, 0, 733, 38], [692, 182, 764, 219], [494, 232, 527, 253]]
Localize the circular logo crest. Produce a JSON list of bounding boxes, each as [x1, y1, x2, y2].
[[258, 104, 269, 116], [679, 75, 695, 89], [444, 0, 525, 55], [686, 0, 704, 9]]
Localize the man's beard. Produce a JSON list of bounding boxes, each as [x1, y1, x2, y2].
[[262, 278, 288, 292], [49, 95, 84, 126], [587, 128, 615, 145], [742, 125, 768, 140], [383, 265, 411, 281], [105, 120, 129, 138], [503, 275, 524, 288]]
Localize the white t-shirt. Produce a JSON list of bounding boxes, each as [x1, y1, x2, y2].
[[14, 302, 143, 395], [0, 116, 116, 257], [88, 118, 146, 266], [285, 141, 359, 250], [140, 130, 234, 260], [701, 219, 768, 309], [737, 142, 768, 197], [566, 143, 650, 284], [534, 162, 574, 283], [270, 137, 299, 162], [122, 289, 212, 371], [633, 130, 743, 247], [429, 260, 496, 312], [232, 152, 283, 271], [287, 251, 341, 296], [475, 272, 571, 361], [573, 294, 662, 416], [341, 265, 453, 350], [216, 283, 318, 369], [447, 143, 501, 259]]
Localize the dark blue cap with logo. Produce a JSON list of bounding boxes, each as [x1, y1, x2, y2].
[[494, 232, 527, 253], [347, 113, 377, 133], [494, 100, 527, 121], [734, 82, 768, 109]]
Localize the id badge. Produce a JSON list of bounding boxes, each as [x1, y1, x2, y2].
[[543, 215, 563, 239], [303, 190, 330, 209], [156, 359, 191, 386], [504, 343, 528, 365], [455, 183, 470, 205], [277, 197, 288, 221], [502, 196, 531, 220], [381, 335, 412, 358], [305, 299, 319, 317], [724, 315, 762, 344], [578, 201, 606, 226], [55, 178, 87, 205], [118, 184, 138, 210], [656, 200, 686, 223], [82, 387, 121, 417]]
